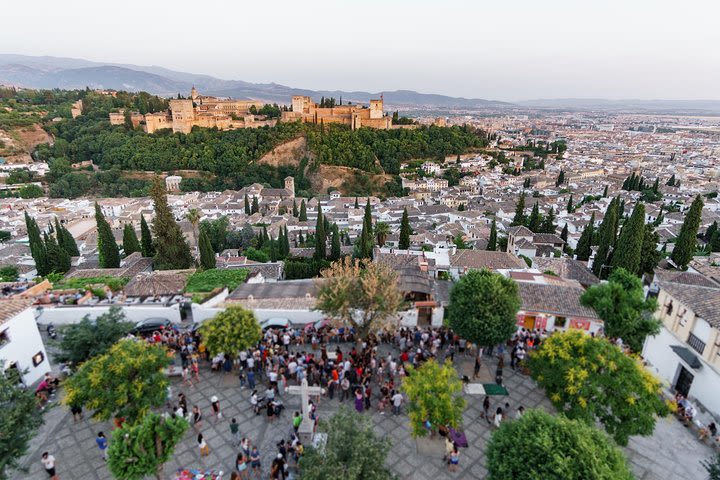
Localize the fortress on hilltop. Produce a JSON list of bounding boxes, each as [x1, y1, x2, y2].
[[281, 95, 392, 130], [109, 87, 276, 133]]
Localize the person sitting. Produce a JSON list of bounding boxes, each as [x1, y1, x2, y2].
[[699, 421, 718, 441]]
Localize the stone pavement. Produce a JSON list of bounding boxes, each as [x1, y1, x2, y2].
[[12, 343, 716, 480]]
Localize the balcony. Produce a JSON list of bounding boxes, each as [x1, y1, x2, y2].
[[687, 332, 706, 355]]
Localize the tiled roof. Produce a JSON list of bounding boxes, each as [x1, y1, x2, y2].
[[507, 226, 533, 237], [531, 257, 599, 286], [450, 250, 526, 270], [653, 270, 719, 289], [658, 281, 720, 328], [0, 298, 35, 326], [123, 270, 194, 297], [228, 279, 319, 301], [518, 282, 599, 319]]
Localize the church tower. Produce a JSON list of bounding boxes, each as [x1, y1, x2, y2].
[[284, 176, 295, 198], [190, 86, 198, 100]]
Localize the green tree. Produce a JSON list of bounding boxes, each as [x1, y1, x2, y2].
[[670, 195, 704, 269], [299, 199, 307, 221], [703, 453, 720, 480], [355, 200, 374, 259], [198, 231, 216, 269], [559, 223, 568, 244], [448, 269, 520, 349], [108, 413, 188, 480], [315, 205, 326, 260], [244, 194, 251, 215], [149, 177, 193, 270], [25, 211, 48, 276], [95, 203, 120, 268], [603, 184, 608, 197], [122, 223, 141, 256], [541, 207, 556, 234], [487, 218, 497, 251], [581, 268, 660, 352], [527, 202, 542, 233], [330, 224, 342, 261], [711, 230, 720, 253], [185, 208, 201, 252], [44, 231, 71, 274], [610, 203, 645, 275], [592, 198, 619, 278], [705, 221, 718, 242], [399, 207, 411, 250], [511, 192, 526, 226], [198, 307, 262, 357], [316, 258, 404, 340], [575, 213, 595, 261], [0, 266, 18, 282], [292, 199, 299, 217], [64, 339, 170, 422], [486, 409, 633, 480], [0, 369, 45, 479], [140, 214, 155, 257], [298, 407, 395, 480], [55, 306, 133, 365], [529, 330, 668, 446], [567, 194, 574, 213], [199, 216, 230, 253], [639, 224, 661, 275], [666, 173, 676, 186], [55, 217, 79, 257], [251, 196, 259, 214], [374, 222, 390, 247], [401, 360, 465, 437], [555, 170, 565, 187]]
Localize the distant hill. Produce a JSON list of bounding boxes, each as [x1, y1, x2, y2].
[[0, 54, 510, 108], [516, 98, 720, 114]]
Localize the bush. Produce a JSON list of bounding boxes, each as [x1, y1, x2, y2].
[[184, 268, 248, 293]]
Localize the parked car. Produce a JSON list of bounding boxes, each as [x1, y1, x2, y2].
[[260, 317, 291, 331], [130, 317, 172, 335]]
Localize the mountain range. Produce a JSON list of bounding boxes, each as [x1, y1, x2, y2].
[[2, 54, 719, 113], [0, 54, 509, 109]]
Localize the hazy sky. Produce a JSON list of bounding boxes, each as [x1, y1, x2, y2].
[[4, 0, 719, 100]]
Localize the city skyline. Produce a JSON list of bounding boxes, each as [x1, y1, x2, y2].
[[2, 0, 719, 101]]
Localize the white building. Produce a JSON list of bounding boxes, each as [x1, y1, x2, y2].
[[642, 278, 720, 418], [0, 299, 51, 385]]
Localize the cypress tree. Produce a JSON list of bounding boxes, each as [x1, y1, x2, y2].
[[314, 205, 326, 260], [603, 184, 608, 198], [560, 223, 568, 243], [199, 231, 216, 269], [269, 236, 279, 262], [330, 224, 341, 260], [354, 197, 359, 209], [149, 177, 193, 270], [399, 207, 411, 250], [283, 226, 291, 257], [292, 200, 298, 218], [654, 204, 665, 226], [95, 203, 120, 268], [567, 194, 574, 213], [575, 214, 595, 261], [299, 200, 307, 221], [511, 192, 526, 226], [704, 220, 717, 242], [555, 170, 565, 187], [298, 232, 304, 246], [541, 207, 556, 234], [652, 177, 659, 193], [487, 218, 497, 251], [140, 214, 155, 257], [610, 203, 646, 275], [251, 197, 259, 215], [640, 223, 661, 275], [710, 230, 720, 252], [671, 195, 704, 269], [592, 199, 618, 278], [262, 226, 269, 244], [356, 200, 374, 259], [26, 212, 48, 276], [44, 232, 71, 274], [528, 202, 542, 233], [666, 174, 676, 186], [244, 194, 251, 215], [55, 217, 80, 257], [122, 223, 141, 256], [618, 198, 626, 219]]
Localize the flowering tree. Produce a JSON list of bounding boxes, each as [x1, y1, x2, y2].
[[528, 330, 668, 445], [63, 338, 170, 422], [401, 360, 465, 437]]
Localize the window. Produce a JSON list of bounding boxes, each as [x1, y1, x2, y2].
[[555, 316, 567, 328], [32, 351, 44, 367], [687, 332, 706, 355], [665, 301, 673, 316], [0, 329, 9, 348]]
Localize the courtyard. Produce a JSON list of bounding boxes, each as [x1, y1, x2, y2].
[[14, 341, 715, 480]]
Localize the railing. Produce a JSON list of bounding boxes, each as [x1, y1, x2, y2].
[[687, 332, 706, 355]]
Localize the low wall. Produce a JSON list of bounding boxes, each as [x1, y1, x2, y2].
[[34, 304, 182, 325]]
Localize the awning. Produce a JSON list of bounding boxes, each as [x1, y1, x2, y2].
[[671, 345, 702, 369]]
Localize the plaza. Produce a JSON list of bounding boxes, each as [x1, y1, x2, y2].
[[14, 340, 715, 480]]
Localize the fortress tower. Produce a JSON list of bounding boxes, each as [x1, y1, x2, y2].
[[369, 97, 383, 119], [169, 99, 195, 133]]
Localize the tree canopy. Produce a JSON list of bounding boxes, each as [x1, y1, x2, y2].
[[315, 258, 405, 340], [298, 407, 395, 480], [486, 409, 633, 480], [63, 338, 170, 422], [401, 360, 465, 437], [149, 177, 193, 270], [580, 267, 659, 352], [529, 330, 668, 446], [198, 306, 262, 357], [448, 269, 520, 348], [671, 195, 704, 269], [55, 306, 133, 365]]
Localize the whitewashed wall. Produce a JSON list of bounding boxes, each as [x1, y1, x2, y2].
[[0, 309, 50, 385], [35, 304, 183, 325]]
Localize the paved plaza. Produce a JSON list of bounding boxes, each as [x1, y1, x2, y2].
[[13, 341, 716, 480]]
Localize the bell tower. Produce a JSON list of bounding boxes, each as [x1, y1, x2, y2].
[[284, 176, 295, 197]]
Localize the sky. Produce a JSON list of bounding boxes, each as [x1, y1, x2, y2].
[[3, 0, 720, 101]]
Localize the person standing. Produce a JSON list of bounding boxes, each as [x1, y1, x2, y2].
[[339, 377, 350, 402], [473, 355, 481, 379], [448, 445, 460, 472], [192, 405, 203, 430], [197, 433, 210, 456], [493, 407, 503, 428], [481, 395, 491, 424], [210, 395, 222, 421], [391, 391, 403, 415], [354, 389, 364, 413], [41, 452, 59, 480], [250, 446, 261, 475], [230, 418, 241, 446], [95, 432, 108, 460]]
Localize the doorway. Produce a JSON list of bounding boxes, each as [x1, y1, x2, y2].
[[674, 365, 694, 398]]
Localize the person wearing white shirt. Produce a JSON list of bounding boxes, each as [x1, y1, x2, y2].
[[41, 452, 58, 480]]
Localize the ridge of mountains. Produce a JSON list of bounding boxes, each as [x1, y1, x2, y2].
[[0, 54, 509, 109]]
